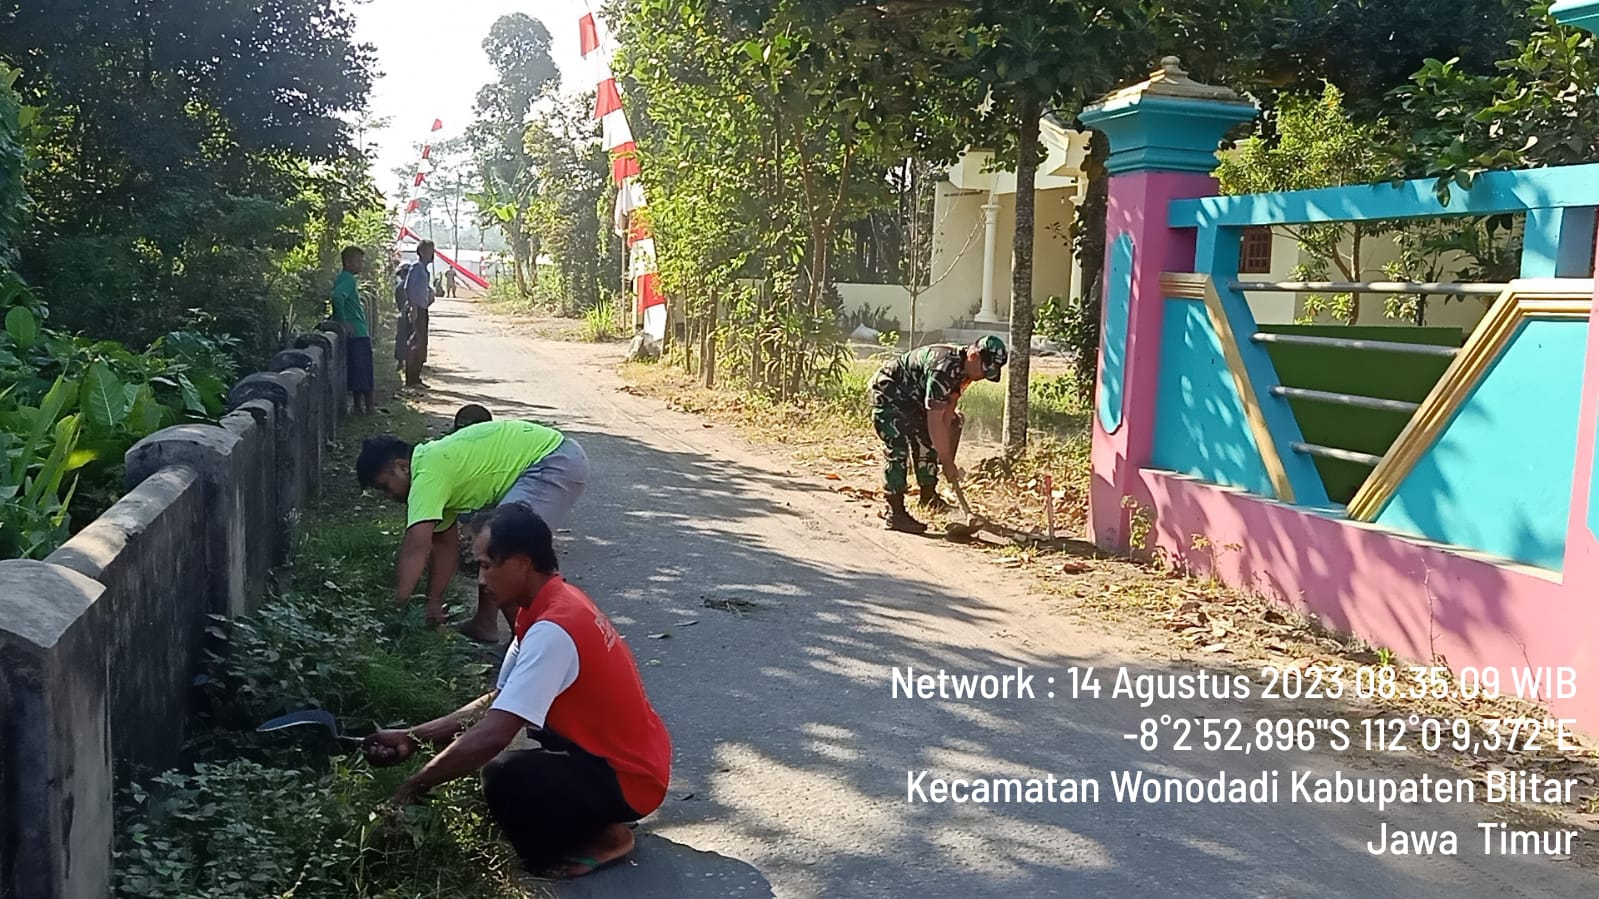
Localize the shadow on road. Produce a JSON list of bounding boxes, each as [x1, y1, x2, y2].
[[393, 300, 1596, 898], [547, 833, 774, 898]]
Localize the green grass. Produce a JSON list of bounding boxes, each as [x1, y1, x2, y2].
[[115, 369, 542, 898]]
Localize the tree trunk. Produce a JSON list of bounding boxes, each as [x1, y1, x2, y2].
[[1348, 225, 1363, 325], [907, 158, 920, 347], [511, 226, 531, 297], [704, 289, 719, 389], [1003, 95, 1043, 457]]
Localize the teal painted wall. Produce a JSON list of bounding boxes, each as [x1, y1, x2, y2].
[[1151, 299, 1278, 498], [1098, 233, 1135, 433], [1376, 319, 1589, 571]]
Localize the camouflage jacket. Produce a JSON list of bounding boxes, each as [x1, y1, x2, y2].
[[870, 345, 968, 412]]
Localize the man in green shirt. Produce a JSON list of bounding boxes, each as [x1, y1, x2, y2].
[[357, 420, 590, 642], [329, 246, 375, 414]]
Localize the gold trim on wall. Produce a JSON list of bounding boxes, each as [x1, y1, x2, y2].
[[1345, 279, 1594, 521], [1159, 272, 1296, 503]]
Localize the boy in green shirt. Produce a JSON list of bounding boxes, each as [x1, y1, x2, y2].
[[329, 246, 375, 414], [357, 419, 590, 642]]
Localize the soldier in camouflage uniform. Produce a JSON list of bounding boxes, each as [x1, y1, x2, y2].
[[868, 335, 1008, 533]]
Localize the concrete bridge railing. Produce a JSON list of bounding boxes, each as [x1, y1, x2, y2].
[[0, 322, 349, 899]]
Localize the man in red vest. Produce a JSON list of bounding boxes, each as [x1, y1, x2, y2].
[[362, 504, 672, 878]]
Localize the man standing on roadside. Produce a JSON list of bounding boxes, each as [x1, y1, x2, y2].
[[445, 266, 458, 298], [393, 262, 413, 373], [328, 246, 375, 415], [357, 418, 589, 642], [363, 504, 671, 880], [868, 335, 1008, 533], [405, 240, 436, 387]]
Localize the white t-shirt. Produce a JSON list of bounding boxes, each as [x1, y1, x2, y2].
[[491, 620, 580, 727]]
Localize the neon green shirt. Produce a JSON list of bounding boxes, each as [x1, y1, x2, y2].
[[330, 270, 368, 338], [406, 420, 565, 532]]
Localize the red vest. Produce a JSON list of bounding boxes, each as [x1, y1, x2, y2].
[[514, 576, 672, 815]]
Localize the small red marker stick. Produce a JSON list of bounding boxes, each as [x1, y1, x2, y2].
[[1044, 475, 1056, 540]]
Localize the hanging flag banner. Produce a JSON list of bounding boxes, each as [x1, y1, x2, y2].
[[396, 117, 442, 251], [398, 225, 491, 290], [580, 10, 665, 343]]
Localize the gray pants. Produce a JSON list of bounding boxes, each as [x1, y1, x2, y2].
[[499, 437, 589, 530]]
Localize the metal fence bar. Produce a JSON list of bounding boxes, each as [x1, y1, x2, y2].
[[1229, 280, 1508, 296], [1250, 332, 1460, 358], [1270, 386, 1421, 415], [1291, 442, 1385, 468]]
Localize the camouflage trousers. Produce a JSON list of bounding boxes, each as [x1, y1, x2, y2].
[[871, 402, 940, 496]]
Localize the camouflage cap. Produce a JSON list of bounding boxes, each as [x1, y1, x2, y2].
[[977, 335, 1008, 382]]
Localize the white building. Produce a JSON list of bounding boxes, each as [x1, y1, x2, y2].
[[838, 122, 1496, 344], [836, 118, 1094, 342]]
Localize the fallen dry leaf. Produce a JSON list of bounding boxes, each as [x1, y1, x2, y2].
[[1201, 643, 1230, 653]]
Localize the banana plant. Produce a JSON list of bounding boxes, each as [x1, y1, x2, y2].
[[0, 376, 82, 559]]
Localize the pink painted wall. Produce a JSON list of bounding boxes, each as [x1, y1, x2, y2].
[[1090, 171, 1214, 551], [1560, 221, 1599, 586], [1141, 470, 1599, 730]]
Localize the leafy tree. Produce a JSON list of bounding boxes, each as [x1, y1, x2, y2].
[[1254, 0, 1528, 106], [616, 0, 979, 396], [523, 92, 615, 314], [466, 13, 559, 297], [1216, 83, 1391, 323], [1388, 2, 1599, 195], [0, 0, 377, 362], [955, 0, 1149, 456]]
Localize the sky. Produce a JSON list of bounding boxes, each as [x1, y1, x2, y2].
[[350, 0, 595, 200]]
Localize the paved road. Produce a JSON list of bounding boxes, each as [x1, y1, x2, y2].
[[415, 296, 1598, 898]]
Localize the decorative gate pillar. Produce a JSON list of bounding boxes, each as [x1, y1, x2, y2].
[[1079, 58, 1257, 552], [1551, 0, 1599, 585]]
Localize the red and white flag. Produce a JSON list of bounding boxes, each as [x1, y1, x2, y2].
[[581, 10, 665, 342]]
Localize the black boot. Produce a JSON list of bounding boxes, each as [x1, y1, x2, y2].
[[918, 491, 952, 514], [884, 493, 928, 534]]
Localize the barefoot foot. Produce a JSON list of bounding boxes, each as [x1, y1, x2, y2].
[[547, 823, 635, 879]]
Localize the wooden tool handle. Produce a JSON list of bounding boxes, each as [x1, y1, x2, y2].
[[951, 474, 975, 520]]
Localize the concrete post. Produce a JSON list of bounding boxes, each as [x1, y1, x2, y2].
[[975, 195, 1002, 324], [125, 424, 247, 617], [0, 560, 113, 899], [299, 326, 346, 422], [230, 370, 311, 560], [271, 345, 328, 467], [1079, 57, 1258, 552], [221, 401, 277, 605]]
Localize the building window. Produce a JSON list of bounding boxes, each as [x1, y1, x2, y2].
[[1238, 227, 1273, 274]]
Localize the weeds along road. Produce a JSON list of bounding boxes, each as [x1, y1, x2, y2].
[[416, 294, 1599, 899]]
